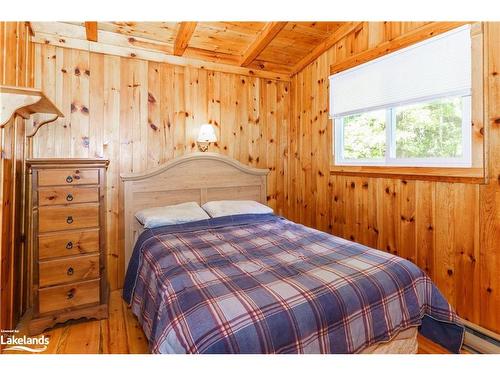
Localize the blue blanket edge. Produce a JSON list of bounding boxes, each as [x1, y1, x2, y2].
[[419, 315, 464, 354]]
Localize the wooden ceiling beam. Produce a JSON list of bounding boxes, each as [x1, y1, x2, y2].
[[25, 22, 35, 37], [84, 22, 98, 42], [240, 22, 287, 67], [174, 22, 197, 56], [291, 21, 363, 75]]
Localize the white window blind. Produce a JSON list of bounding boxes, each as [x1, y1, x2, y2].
[[329, 25, 471, 118]]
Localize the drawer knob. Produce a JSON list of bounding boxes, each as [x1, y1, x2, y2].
[[66, 241, 73, 249], [66, 193, 74, 202], [66, 289, 75, 299], [66, 176, 73, 183], [67, 267, 74, 276], [66, 216, 73, 224]]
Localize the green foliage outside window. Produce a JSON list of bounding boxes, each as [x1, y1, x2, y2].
[[341, 97, 465, 161], [343, 110, 386, 160], [395, 97, 463, 158]]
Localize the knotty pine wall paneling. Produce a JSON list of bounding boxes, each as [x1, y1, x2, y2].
[[289, 22, 500, 334], [31, 44, 290, 291], [0, 21, 34, 332]]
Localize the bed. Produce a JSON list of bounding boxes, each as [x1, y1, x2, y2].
[[121, 153, 464, 354]]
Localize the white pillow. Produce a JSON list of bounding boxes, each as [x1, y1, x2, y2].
[[135, 202, 210, 229], [202, 200, 273, 218]]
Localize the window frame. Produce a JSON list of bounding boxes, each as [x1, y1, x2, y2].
[[329, 22, 485, 183], [334, 94, 472, 168]]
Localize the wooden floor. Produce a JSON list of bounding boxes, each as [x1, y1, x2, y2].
[[9, 290, 455, 354], [13, 290, 149, 354]]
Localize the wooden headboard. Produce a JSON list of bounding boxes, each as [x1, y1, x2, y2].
[[120, 152, 269, 269]]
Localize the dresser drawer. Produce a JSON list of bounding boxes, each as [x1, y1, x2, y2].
[[38, 279, 100, 314], [38, 229, 100, 260], [38, 186, 99, 206], [38, 169, 99, 186], [39, 254, 100, 287], [38, 203, 99, 232]]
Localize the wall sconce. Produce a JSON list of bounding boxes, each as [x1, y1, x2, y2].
[[197, 124, 217, 152]]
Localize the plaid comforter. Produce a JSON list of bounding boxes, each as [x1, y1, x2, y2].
[[123, 214, 464, 354]]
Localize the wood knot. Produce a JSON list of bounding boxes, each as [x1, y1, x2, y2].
[[148, 93, 156, 104], [81, 137, 89, 148], [149, 123, 158, 131], [74, 67, 81, 76], [447, 269, 453, 276]]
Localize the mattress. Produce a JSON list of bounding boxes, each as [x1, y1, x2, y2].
[[361, 327, 418, 354], [123, 213, 463, 354]]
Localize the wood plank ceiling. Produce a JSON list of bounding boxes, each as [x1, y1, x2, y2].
[[29, 21, 347, 77]]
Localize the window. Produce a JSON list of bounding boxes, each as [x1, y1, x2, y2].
[[330, 25, 472, 167]]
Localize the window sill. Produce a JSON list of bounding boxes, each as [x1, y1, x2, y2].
[[329, 165, 486, 184]]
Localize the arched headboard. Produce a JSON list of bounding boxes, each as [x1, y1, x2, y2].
[[120, 152, 269, 269]]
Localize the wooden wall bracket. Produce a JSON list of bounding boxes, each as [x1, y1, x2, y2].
[[0, 85, 63, 135]]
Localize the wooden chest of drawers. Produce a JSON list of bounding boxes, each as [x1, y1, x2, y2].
[[27, 159, 109, 334]]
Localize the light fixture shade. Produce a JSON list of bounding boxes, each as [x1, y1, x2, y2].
[[197, 124, 217, 142]]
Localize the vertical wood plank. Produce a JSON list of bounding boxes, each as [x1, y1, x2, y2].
[[147, 62, 161, 169], [398, 180, 416, 263], [103, 54, 121, 291], [415, 181, 435, 277], [89, 53, 104, 159], [70, 49, 90, 158]]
